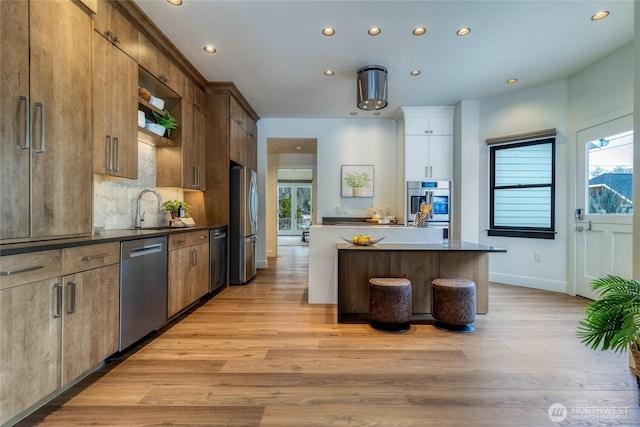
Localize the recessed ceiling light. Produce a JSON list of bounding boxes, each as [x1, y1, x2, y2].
[[296, 146, 302, 151], [373, 112, 381, 116], [350, 112, 358, 116], [413, 27, 427, 36], [591, 10, 609, 21], [166, 0, 182, 5], [322, 27, 335, 36], [410, 70, 421, 76], [203, 46, 216, 53], [324, 70, 334, 76], [456, 27, 471, 36], [368, 27, 381, 36], [506, 78, 518, 84]]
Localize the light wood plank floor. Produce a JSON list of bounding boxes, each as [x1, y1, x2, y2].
[[19, 246, 640, 426]]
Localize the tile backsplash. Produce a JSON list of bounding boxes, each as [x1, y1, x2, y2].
[[94, 142, 183, 230]]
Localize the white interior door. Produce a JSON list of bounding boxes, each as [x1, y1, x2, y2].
[[574, 115, 633, 299]]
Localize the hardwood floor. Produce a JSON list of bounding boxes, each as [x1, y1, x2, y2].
[[19, 246, 640, 426]]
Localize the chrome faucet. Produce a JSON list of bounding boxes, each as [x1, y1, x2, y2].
[[135, 188, 164, 228]]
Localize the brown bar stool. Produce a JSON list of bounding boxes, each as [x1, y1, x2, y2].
[[368, 277, 412, 333], [431, 278, 476, 333]]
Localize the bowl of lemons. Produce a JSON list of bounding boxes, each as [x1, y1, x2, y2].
[[341, 235, 386, 246]]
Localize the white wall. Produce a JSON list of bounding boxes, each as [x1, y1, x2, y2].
[[478, 79, 570, 292], [453, 100, 480, 243], [257, 118, 397, 267]]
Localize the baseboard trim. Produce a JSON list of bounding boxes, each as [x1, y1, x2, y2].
[[489, 272, 567, 293]]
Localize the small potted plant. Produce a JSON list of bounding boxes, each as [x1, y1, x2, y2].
[[577, 275, 640, 404], [162, 200, 191, 219], [344, 171, 371, 197], [152, 108, 178, 138]]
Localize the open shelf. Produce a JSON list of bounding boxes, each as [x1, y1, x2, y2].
[[137, 127, 176, 147], [138, 97, 165, 116]]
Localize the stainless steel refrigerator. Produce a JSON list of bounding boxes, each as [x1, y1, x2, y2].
[[230, 165, 258, 284]]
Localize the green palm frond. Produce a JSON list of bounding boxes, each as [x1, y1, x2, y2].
[[577, 275, 640, 353]]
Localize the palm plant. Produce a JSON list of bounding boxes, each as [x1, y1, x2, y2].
[[577, 275, 640, 353]]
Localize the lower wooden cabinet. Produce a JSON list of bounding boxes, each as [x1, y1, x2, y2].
[[61, 263, 119, 384], [168, 231, 209, 318], [0, 243, 120, 425], [0, 276, 62, 426]]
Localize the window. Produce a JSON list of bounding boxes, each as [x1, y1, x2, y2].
[[489, 136, 555, 239]]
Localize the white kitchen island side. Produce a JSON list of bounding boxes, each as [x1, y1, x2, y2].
[[308, 225, 444, 304]]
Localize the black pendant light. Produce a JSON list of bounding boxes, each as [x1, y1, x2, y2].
[[356, 65, 388, 110]]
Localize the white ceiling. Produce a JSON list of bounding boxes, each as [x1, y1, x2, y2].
[[134, 0, 634, 120]]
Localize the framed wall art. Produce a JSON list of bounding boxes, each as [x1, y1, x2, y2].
[[341, 165, 374, 198]]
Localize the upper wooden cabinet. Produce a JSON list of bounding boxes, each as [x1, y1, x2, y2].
[[0, 0, 93, 242], [93, 0, 138, 61], [93, 32, 138, 179], [138, 31, 183, 96]]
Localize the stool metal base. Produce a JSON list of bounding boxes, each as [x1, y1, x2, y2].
[[370, 321, 411, 333], [433, 321, 475, 333]]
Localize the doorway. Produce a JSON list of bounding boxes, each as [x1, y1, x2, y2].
[[574, 115, 633, 299], [277, 177, 312, 236]]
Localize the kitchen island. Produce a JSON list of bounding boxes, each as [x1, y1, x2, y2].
[[335, 241, 506, 323], [308, 224, 444, 304]]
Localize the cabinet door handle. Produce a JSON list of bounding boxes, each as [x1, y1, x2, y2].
[[193, 248, 198, 266], [105, 30, 114, 41], [35, 102, 45, 153], [0, 264, 44, 276], [19, 96, 30, 149], [81, 253, 109, 261], [112, 36, 121, 44], [66, 281, 76, 314], [106, 135, 112, 171], [114, 137, 120, 172], [53, 283, 62, 319], [173, 239, 186, 245], [192, 165, 198, 188]]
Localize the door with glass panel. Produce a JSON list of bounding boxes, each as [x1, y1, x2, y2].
[[575, 115, 633, 299], [277, 183, 312, 236]]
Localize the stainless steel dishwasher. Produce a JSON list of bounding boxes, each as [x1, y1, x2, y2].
[[120, 236, 168, 351], [210, 227, 228, 294]]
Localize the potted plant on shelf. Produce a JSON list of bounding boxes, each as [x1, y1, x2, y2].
[[162, 200, 191, 219], [152, 108, 178, 138], [577, 275, 640, 404], [344, 171, 371, 197]]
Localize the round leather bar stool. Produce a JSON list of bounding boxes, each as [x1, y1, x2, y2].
[[431, 278, 476, 333], [368, 277, 412, 333]]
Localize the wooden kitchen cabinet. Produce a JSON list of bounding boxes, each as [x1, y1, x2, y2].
[[93, 0, 139, 61], [61, 263, 119, 384], [138, 31, 183, 96], [0, 242, 120, 425], [93, 31, 138, 179], [0, 0, 93, 241], [167, 231, 210, 318], [204, 84, 259, 225], [0, 249, 62, 426]]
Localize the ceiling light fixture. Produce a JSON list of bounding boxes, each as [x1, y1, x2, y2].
[[166, 0, 183, 5], [322, 27, 335, 36], [373, 112, 381, 116], [350, 112, 358, 116], [368, 27, 381, 36], [413, 27, 427, 36], [456, 27, 471, 36], [356, 65, 388, 111], [324, 70, 334, 76], [410, 70, 421, 76], [591, 10, 609, 21], [203, 46, 216, 53], [506, 78, 518, 84]]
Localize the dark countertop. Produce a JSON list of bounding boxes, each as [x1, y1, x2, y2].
[[0, 224, 228, 256], [336, 240, 506, 252]]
